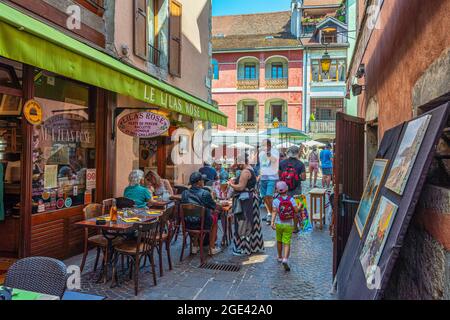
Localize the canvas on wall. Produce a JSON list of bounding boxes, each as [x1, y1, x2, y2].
[[354, 159, 389, 237], [385, 114, 432, 195], [360, 196, 399, 283]]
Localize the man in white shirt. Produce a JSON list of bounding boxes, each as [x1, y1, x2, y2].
[[258, 139, 279, 224]]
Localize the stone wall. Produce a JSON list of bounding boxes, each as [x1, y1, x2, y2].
[[383, 220, 449, 300]]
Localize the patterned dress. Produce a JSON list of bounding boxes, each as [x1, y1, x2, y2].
[[232, 168, 265, 255]]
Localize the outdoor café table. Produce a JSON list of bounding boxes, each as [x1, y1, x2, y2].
[[75, 208, 163, 285], [217, 200, 232, 246], [0, 287, 60, 300]]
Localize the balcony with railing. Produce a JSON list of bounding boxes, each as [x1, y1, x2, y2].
[[309, 120, 336, 133], [265, 77, 288, 89], [236, 122, 259, 130], [237, 77, 259, 90], [149, 44, 161, 67]]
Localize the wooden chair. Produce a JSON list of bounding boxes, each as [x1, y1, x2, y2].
[[154, 206, 177, 277], [111, 220, 159, 296], [79, 204, 122, 273], [179, 204, 211, 264]]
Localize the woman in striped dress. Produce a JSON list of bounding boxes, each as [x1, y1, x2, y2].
[[229, 156, 264, 256]]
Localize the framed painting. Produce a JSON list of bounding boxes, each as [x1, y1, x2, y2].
[[0, 94, 23, 116], [360, 196, 398, 282], [354, 159, 389, 237], [385, 114, 431, 195]]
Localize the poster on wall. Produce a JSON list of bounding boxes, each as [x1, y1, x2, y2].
[[385, 114, 431, 195], [360, 196, 399, 283], [354, 159, 389, 237], [43, 165, 58, 189]]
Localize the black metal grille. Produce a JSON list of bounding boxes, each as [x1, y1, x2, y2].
[[199, 262, 241, 272]]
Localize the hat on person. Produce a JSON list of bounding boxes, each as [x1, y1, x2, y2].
[[276, 181, 289, 193], [189, 172, 207, 185], [286, 145, 300, 158]]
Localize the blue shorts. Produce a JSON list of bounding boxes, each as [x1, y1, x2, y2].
[[260, 180, 276, 198], [322, 167, 333, 175]]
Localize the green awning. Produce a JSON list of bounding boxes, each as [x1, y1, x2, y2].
[[0, 2, 227, 126]]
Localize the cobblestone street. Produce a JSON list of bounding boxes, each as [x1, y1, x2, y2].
[[65, 185, 336, 300]]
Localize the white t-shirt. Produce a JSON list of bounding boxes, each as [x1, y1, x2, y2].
[[259, 148, 279, 180], [273, 195, 297, 225]]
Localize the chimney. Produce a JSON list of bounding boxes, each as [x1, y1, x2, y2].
[[291, 0, 303, 38]]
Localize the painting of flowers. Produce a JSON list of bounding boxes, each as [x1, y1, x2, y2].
[[355, 159, 389, 237], [385, 115, 431, 195], [360, 196, 398, 282]]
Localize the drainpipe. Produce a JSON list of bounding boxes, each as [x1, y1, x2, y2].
[[303, 48, 309, 133]]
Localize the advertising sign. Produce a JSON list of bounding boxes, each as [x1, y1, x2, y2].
[[118, 111, 170, 138]]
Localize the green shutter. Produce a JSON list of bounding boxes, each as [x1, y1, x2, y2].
[[238, 64, 244, 79], [265, 104, 271, 124], [237, 103, 244, 123], [265, 63, 271, 79], [282, 104, 288, 123]]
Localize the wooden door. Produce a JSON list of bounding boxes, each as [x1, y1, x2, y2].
[[332, 112, 365, 276]]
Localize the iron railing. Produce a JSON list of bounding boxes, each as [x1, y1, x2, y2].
[[149, 44, 161, 67], [265, 76, 288, 89], [309, 120, 336, 133]]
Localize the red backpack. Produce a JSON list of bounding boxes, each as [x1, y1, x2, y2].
[[280, 163, 300, 191], [277, 196, 295, 221]]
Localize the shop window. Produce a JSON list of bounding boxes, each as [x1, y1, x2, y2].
[[32, 74, 96, 213]]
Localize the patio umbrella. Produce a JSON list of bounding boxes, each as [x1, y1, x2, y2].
[[302, 140, 326, 148], [210, 143, 219, 148], [261, 125, 310, 146], [228, 142, 255, 150], [275, 141, 298, 149]]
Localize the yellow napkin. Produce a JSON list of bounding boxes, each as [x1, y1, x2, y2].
[[97, 216, 111, 221], [147, 211, 161, 215], [122, 217, 142, 223]]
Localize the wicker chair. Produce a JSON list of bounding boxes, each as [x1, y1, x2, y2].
[[4, 257, 67, 298]]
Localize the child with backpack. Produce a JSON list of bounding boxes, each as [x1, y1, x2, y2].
[[271, 181, 299, 271]]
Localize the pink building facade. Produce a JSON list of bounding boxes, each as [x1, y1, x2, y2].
[[212, 49, 303, 132]]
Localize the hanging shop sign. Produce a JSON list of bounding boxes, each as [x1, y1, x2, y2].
[[23, 99, 43, 125], [118, 111, 170, 138]]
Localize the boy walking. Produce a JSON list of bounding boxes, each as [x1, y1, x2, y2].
[[271, 181, 299, 271]]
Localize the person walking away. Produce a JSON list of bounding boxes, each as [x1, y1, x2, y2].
[[271, 181, 298, 271], [308, 146, 320, 188], [229, 155, 264, 256], [181, 172, 221, 255], [320, 144, 333, 189], [258, 139, 280, 225], [279, 145, 306, 233]]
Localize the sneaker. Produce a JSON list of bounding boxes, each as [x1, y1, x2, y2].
[[277, 258, 283, 263], [262, 216, 267, 221], [282, 261, 291, 271], [266, 220, 271, 226], [210, 247, 222, 255], [191, 246, 199, 254], [232, 249, 244, 256]]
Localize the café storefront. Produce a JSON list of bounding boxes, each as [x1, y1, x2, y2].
[[0, 3, 227, 260]]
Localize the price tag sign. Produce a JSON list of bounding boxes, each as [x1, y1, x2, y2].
[[86, 169, 96, 191]]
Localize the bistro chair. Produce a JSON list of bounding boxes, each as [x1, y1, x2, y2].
[[79, 203, 122, 273], [179, 204, 211, 265], [111, 220, 160, 296], [4, 257, 67, 299], [116, 197, 136, 209], [153, 206, 177, 277], [174, 185, 188, 195]]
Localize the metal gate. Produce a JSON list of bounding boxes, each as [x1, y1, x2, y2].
[[332, 112, 365, 276]]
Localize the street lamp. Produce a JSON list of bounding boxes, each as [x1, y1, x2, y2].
[[320, 48, 331, 74]]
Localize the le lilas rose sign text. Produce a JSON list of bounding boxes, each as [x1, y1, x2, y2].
[[118, 112, 170, 138]]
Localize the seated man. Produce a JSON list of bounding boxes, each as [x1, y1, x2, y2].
[[181, 172, 221, 255]]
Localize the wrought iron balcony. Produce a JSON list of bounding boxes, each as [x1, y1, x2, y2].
[[237, 78, 259, 90], [309, 120, 336, 133], [237, 122, 258, 130], [263, 121, 287, 129], [265, 77, 288, 89], [149, 44, 161, 67]]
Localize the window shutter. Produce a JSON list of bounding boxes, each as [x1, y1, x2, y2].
[[265, 63, 271, 79], [134, 0, 148, 60], [237, 103, 244, 124], [169, 0, 182, 77], [282, 104, 288, 123], [264, 104, 271, 124]]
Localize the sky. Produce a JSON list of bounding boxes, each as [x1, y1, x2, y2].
[[212, 0, 292, 16]]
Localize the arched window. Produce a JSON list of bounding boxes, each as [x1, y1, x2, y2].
[[212, 59, 219, 80]]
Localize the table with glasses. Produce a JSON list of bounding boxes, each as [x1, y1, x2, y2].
[[75, 207, 163, 285], [217, 200, 233, 246]]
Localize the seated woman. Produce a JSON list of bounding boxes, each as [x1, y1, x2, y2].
[[123, 170, 152, 208], [181, 172, 221, 255], [212, 179, 233, 201], [144, 170, 174, 198]]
